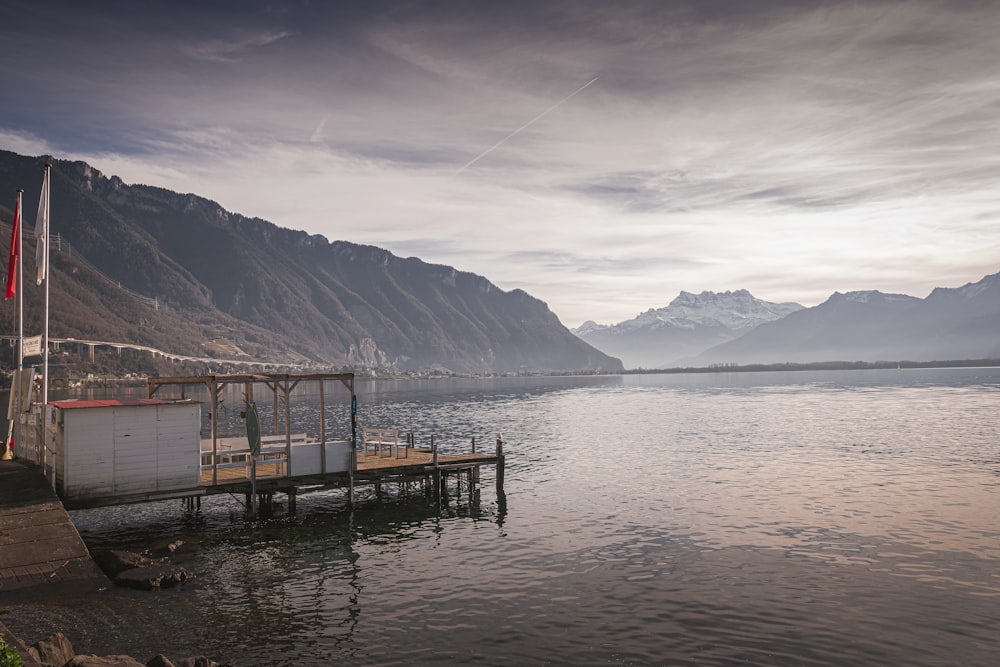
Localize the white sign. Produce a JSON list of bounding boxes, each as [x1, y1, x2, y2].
[[23, 335, 43, 358]]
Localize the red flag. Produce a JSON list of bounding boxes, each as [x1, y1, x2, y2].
[[4, 195, 19, 300]]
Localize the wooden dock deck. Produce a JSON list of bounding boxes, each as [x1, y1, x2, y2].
[[194, 445, 503, 516], [197, 448, 500, 485], [355, 448, 499, 472], [184, 439, 504, 517]]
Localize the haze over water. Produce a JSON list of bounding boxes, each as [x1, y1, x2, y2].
[[6, 368, 999, 665]]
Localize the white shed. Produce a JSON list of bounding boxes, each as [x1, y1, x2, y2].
[[51, 398, 202, 505]]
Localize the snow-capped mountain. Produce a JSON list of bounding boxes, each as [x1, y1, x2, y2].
[[692, 271, 1000, 365], [572, 290, 804, 369]]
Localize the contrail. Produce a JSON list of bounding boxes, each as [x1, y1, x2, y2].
[[457, 76, 599, 174]]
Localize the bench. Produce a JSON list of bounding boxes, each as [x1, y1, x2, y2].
[[200, 433, 308, 465], [259, 433, 307, 460], [363, 427, 407, 458]]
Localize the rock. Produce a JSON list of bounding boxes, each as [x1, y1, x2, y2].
[[0, 619, 41, 667], [149, 540, 185, 557], [23, 646, 43, 667], [31, 631, 75, 667], [114, 565, 193, 590], [93, 550, 154, 578], [65, 656, 146, 667], [145, 655, 176, 667], [174, 658, 219, 667]]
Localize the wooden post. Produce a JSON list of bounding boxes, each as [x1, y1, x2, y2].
[[250, 457, 258, 517], [432, 435, 441, 502], [287, 488, 297, 515], [348, 385, 357, 507], [496, 433, 505, 492], [348, 455, 355, 507], [209, 379, 219, 486], [319, 380, 326, 473], [271, 384, 279, 436], [283, 379, 292, 476], [472, 436, 476, 453]]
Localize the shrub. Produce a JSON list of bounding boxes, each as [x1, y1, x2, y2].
[[0, 636, 23, 667]]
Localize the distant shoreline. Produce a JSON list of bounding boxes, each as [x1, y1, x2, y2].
[[616, 358, 1000, 375], [2, 359, 999, 388]]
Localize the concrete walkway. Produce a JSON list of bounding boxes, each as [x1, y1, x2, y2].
[[0, 459, 106, 593]]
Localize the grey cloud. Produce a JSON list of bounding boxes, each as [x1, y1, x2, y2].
[[2, 0, 999, 326], [501, 250, 699, 274]]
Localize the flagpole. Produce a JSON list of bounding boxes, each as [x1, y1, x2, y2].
[[17, 189, 23, 376], [41, 164, 51, 482], [2, 189, 22, 460], [14, 188, 23, 459], [41, 164, 50, 412]]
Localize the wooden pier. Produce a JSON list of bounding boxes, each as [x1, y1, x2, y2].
[[193, 438, 504, 516], [13, 372, 505, 515]]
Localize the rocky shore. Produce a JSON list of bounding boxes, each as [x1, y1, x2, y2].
[[0, 462, 233, 667], [2, 628, 231, 667], [1, 548, 230, 667]]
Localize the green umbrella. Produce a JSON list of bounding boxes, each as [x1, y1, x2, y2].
[[245, 400, 261, 456]]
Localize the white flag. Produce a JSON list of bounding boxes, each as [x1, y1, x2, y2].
[[34, 166, 49, 285]]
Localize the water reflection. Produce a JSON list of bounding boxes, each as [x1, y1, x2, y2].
[[5, 369, 1000, 666], [29, 486, 506, 665]]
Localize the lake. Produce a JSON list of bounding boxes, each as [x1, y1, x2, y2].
[[3, 368, 999, 665]]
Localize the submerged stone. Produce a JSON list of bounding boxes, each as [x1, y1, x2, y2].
[[114, 565, 192, 590]]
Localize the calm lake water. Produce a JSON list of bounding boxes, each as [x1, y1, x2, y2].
[[4, 368, 1000, 666]]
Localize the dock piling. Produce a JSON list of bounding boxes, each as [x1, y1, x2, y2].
[[432, 435, 442, 502], [496, 433, 505, 492]]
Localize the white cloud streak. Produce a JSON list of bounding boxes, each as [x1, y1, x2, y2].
[[457, 76, 599, 173], [183, 30, 295, 62]]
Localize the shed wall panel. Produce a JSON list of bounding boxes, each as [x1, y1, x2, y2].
[[290, 444, 321, 476], [324, 441, 352, 473], [61, 408, 116, 497], [57, 402, 202, 502], [154, 405, 201, 489]]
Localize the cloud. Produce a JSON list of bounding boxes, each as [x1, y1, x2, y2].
[[2, 0, 999, 327], [0, 130, 53, 158], [183, 30, 295, 62], [309, 114, 332, 143]]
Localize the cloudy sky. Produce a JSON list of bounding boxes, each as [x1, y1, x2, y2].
[[2, 0, 999, 327]]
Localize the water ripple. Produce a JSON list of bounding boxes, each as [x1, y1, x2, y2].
[[7, 369, 999, 666]]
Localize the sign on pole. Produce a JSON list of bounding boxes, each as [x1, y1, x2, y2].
[[22, 335, 42, 358]]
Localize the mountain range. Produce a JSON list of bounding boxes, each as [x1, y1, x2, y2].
[[0, 150, 622, 375], [691, 275, 1000, 365], [573, 290, 804, 368], [575, 275, 1000, 369]]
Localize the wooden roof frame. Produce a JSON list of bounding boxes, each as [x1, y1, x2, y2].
[[147, 373, 357, 485]]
